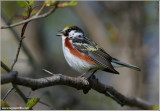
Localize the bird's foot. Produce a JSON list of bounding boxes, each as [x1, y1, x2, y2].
[[83, 74, 96, 94], [77, 72, 97, 94], [87, 73, 95, 80]]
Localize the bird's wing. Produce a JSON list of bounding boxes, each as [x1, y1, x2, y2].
[[72, 36, 119, 74]]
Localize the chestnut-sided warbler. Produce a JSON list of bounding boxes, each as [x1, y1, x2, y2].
[[57, 25, 141, 76]]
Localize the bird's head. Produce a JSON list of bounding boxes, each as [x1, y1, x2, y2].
[[56, 25, 84, 39]]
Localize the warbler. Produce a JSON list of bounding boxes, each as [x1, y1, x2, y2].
[[57, 25, 141, 77]]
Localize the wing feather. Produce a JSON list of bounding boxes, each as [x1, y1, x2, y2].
[[72, 36, 119, 74]]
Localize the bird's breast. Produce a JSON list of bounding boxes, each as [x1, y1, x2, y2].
[[62, 37, 97, 73], [64, 37, 95, 64]]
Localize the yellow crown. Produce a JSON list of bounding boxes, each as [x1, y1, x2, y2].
[[64, 25, 77, 30]]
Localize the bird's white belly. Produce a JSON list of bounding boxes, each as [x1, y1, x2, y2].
[[62, 37, 96, 73]]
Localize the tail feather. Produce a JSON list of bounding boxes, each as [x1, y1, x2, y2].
[[111, 58, 141, 71]]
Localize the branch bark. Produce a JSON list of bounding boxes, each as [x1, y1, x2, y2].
[[1, 71, 153, 110], [1, 71, 18, 84]]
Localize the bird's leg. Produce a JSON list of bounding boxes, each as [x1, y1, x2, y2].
[[87, 70, 97, 80], [83, 70, 97, 94]]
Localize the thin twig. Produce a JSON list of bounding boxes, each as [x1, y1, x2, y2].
[[35, 3, 45, 16], [27, 90, 32, 98], [1, 11, 37, 68], [106, 91, 124, 106], [1, 1, 59, 29], [13, 84, 28, 103], [10, 5, 32, 71], [2, 87, 14, 100], [1, 61, 11, 72], [10, 38, 24, 71], [26, 89, 56, 109], [38, 101, 55, 110], [42, 69, 55, 76], [32, 4, 43, 10]]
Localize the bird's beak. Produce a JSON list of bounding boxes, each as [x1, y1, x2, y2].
[[56, 30, 63, 36]]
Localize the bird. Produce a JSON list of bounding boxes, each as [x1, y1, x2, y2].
[[56, 25, 141, 77]]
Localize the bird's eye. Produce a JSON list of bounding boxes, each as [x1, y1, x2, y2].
[[68, 29, 71, 32]]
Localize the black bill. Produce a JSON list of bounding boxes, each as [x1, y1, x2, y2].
[[56, 30, 63, 36]]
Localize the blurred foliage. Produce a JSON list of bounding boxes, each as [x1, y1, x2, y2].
[[1, 100, 10, 109], [17, 1, 34, 8], [25, 98, 40, 110], [150, 105, 159, 110], [58, 1, 78, 7], [45, 1, 78, 7]]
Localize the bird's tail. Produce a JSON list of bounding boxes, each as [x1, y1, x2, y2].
[[111, 58, 141, 71]]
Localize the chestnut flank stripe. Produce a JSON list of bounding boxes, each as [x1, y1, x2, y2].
[[65, 37, 95, 64]]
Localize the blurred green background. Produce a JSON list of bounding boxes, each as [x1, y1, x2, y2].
[[1, 1, 159, 110]]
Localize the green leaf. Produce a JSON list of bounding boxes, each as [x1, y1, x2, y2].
[[69, 1, 78, 6], [1, 100, 10, 110], [25, 98, 40, 110], [28, 0, 34, 6], [45, 0, 56, 4], [58, 1, 78, 7], [45, 0, 56, 6], [17, 1, 29, 8], [17, 1, 34, 8]]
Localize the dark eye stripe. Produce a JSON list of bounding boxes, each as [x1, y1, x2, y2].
[[64, 26, 84, 36], [68, 29, 71, 32]]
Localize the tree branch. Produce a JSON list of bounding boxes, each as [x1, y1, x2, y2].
[[10, 5, 32, 71], [2, 87, 14, 100], [1, 2, 59, 29], [10, 37, 24, 70], [1, 71, 18, 84], [1, 71, 153, 110], [1, 61, 28, 103], [1, 61, 11, 72]]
